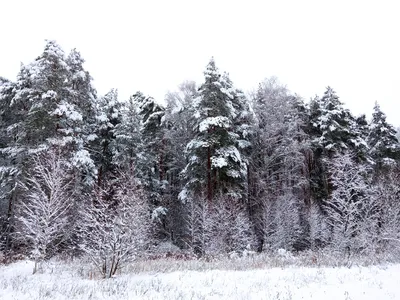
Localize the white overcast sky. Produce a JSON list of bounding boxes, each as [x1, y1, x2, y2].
[[1, 0, 399, 125]]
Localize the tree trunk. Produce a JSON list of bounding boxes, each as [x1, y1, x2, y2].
[[207, 146, 212, 204]]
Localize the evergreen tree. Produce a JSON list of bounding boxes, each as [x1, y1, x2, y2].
[[0, 78, 19, 250], [6, 41, 97, 186], [112, 94, 142, 171], [180, 58, 248, 204], [308, 87, 367, 206], [16, 41, 71, 151], [396, 127, 400, 142], [93, 89, 122, 189], [0, 41, 99, 250], [368, 102, 400, 169], [351, 114, 370, 160], [65, 48, 98, 186], [133, 92, 166, 207], [311, 87, 359, 155]]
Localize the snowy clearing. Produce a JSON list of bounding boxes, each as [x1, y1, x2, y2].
[[0, 259, 399, 300]]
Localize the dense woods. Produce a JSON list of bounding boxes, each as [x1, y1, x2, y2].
[[1, 41, 400, 276]]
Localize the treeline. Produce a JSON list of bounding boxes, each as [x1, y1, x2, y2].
[[1, 40, 400, 270]]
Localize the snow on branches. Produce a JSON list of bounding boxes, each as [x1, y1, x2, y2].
[[15, 150, 73, 273], [78, 171, 151, 278]]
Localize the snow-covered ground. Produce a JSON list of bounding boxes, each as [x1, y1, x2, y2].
[[0, 259, 399, 300]]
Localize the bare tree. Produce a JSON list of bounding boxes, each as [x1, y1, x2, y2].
[[323, 152, 377, 255], [184, 193, 255, 256], [373, 169, 400, 253], [78, 170, 151, 278], [249, 77, 309, 251], [267, 192, 303, 250], [183, 194, 207, 256], [308, 202, 329, 250], [15, 150, 73, 273]]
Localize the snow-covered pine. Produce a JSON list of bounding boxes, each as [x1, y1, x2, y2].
[[15, 41, 71, 152], [0, 78, 21, 250], [3, 40, 400, 262], [351, 114, 370, 161], [92, 89, 122, 188], [133, 91, 166, 206], [112, 94, 142, 171], [1, 41, 98, 251], [180, 58, 248, 204], [129, 92, 169, 237], [65, 48, 98, 187], [308, 87, 367, 208], [6, 41, 98, 189], [311, 87, 360, 155], [367, 102, 400, 170]]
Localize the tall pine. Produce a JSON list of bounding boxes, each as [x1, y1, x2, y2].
[[180, 58, 248, 204]]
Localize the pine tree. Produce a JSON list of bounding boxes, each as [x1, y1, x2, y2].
[[368, 102, 400, 169], [351, 114, 370, 161], [308, 87, 367, 207], [130, 92, 166, 211], [0, 78, 19, 250], [180, 58, 248, 204], [138, 93, 165, 193], [93, 89, 122, 189], [311, 87, 357, 155], [7, 41, 98, 186], [17, 41, 71, 151], [112, 94, 142, 171], [1, 41, 84, 250], [65, 48, 98, 186]]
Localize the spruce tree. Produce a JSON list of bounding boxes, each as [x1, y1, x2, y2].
[[309, 87, 367, 205], [133, 92, 165, 207], [0, 78, 19, 250], [112, 94, 142, 171], [312, 87, 355, 155], [368, 102, 400, 169]]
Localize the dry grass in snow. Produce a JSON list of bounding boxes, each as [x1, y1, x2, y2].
[[0, 254, 399, 300]]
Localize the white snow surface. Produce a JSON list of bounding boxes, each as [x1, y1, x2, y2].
[[1, 259, 400, 299], [199, 116, 230, 132]]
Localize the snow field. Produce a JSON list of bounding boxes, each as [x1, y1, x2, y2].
[[0, 258, 399, 300]]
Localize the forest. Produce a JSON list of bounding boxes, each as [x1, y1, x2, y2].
[[1, 40, 400, 277]]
